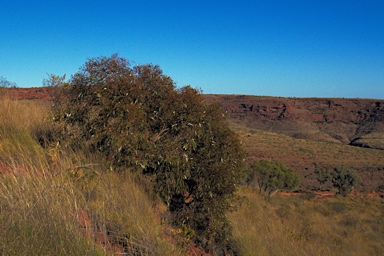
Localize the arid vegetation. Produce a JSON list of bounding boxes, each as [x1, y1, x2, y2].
[[47, 55, 245, 254], [0, 56, 383, 255], [246, 160, 300, 196], [0, 97, 186, 255], [231, 123, 384, 190], [230, 188, 384, 256]]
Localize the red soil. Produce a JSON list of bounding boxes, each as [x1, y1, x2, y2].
[[1, 87, 51, 100], [279, 190, 382, 199]]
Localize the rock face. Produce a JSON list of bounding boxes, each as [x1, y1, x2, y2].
[[203, 95, 384, 149]]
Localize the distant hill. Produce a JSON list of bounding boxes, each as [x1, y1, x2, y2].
[[203, 94, 384, 150]]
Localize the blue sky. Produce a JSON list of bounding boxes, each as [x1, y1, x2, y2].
[[1, 1, 383, 98]]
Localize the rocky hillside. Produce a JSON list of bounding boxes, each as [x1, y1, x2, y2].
[[203, 94, 384, 150]]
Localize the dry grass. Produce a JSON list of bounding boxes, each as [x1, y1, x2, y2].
[[68, 167, 186, 255], [0, 98, 51, 172], [0, 170, 105, 255], [354, 132, 384, 150], [229, 188, 384, 256], [0, 97, 185, 255]]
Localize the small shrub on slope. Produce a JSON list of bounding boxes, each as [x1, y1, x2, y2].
[[331, 167, 359, 196], [247, 160, 300, 196]]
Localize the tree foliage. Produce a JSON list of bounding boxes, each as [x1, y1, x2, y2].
[[51, 54, 245, 253], [331, 167, 359, 196], [248, 160, 300, 196]]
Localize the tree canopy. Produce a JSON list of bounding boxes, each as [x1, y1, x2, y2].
[[51, 54, 245, 253]]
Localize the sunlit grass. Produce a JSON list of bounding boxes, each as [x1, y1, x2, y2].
[[0, 170, 104, 255], [229, 187, 384, 256], [0, 98, 52, 173], [0, 98, 185, 255]]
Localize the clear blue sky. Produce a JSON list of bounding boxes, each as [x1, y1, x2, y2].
[[1, 1, 383, 98]]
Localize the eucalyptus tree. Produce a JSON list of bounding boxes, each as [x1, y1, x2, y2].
[[51, 54, 245, 253]]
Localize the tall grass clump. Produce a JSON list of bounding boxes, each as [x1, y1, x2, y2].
[[0, 152, 184, 255], [68, 166, 186, 255], [0, 98, 102, 254], [0, 98, 51, 171], [0, 171, 104, 255]]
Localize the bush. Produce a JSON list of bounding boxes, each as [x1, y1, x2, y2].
[[51, 54, 245, 253], [331, 167, 359, 196], [248, 160, 300, 196]]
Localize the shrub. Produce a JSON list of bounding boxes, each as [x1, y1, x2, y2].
[[248, 160, 300, 196], [331, 167, 359, 196], [51, 54, 245, 253]]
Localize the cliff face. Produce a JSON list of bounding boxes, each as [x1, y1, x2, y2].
[[203, 95, 384, 149]]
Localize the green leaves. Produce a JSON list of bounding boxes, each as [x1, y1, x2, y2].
[[331, 167, 359, 196], [52, 54, 245, 253], [249, 160, 300, 196]]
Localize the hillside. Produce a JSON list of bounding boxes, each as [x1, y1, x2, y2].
[[203, 94, 384, 190], [203, 94, 384, 148]]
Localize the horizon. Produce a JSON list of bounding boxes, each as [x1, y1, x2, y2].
[[7, 87, 384, 101], [1, 1, 383, 99]]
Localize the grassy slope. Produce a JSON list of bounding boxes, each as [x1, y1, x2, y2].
[[0, 97, 383, 255], [231, 122, 384, 190], [0, 97, 185, 255]]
